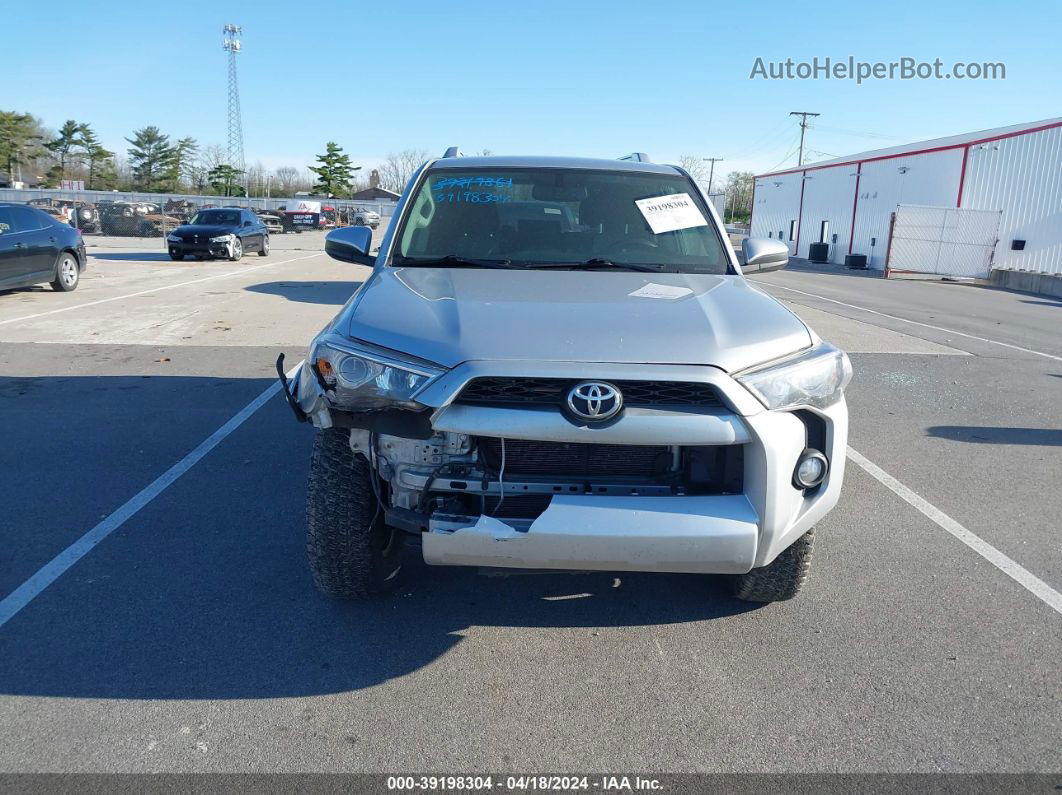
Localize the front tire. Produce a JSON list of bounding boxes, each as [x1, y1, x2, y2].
[[257, 235, 269, 257], [51, 253, 80, 292], [306, 428, 403, 598], [731, 530, 814, 602], [228, 238, 243, 261]]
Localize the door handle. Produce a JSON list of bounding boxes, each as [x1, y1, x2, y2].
[[15, 242, 25, 248]]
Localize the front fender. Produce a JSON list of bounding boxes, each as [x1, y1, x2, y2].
[[276, 354, 330, 426]]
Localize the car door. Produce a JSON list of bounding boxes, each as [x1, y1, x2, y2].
[[0, 207, 21, 285], [244, 210, 264, 250], [10, 206, 59, 276]]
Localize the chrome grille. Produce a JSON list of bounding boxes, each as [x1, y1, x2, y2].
[[457, 377, 722, 408]]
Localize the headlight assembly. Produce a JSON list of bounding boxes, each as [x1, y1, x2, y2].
[[310, 337, 444, 411], [735, 343, 852, 411], [210, 234, 233, 243], [166, 233, 182, 243]]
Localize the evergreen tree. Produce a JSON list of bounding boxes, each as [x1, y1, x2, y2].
[[125, 126, 175, 191], [79, 125, 114, 191], [46, 119, 85, 180], [168, 137, 199, 192], [308, 142, 356, 196], [0, 111, 45, 183], [208, 164, 245, 197]]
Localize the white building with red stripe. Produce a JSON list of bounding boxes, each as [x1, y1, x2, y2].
[[750, 118, 1062, 280]]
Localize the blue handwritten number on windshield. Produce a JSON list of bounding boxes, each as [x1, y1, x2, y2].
[[432, 175, 514, 204]]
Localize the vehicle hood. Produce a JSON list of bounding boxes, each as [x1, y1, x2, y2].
[[173, 224, 238, 237], [342, 268, 813, 372]]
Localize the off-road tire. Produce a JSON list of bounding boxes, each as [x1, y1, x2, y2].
[[731, 529, 814, 602], [306, 428, 403, 598]]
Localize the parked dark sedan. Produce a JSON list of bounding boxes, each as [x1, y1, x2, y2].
[[0, 203, 87, 292], [165, 207, 269, 261]]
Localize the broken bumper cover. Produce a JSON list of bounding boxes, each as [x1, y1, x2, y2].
[[423, 495, 760, 574], [281, 354, 849, 573]]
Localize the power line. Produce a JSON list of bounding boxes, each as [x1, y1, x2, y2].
[[789, 111, 820, 166], [724, 117, 794, 160], [813, 124, 902, 141], [764, 133, 804, 173]]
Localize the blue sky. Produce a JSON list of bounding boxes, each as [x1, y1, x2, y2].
[[5, 0, 1059, 177]]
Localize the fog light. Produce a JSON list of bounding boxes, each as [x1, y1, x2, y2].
[[794, 449, 829, 489]]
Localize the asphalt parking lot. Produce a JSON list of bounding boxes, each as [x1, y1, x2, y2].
[[0, 239, 1059, 774]]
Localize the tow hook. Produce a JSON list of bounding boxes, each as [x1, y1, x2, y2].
[[276, 352, 308, 422]]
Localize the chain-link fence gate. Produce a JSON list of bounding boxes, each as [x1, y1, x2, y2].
[[885, 204, 1002, 279]]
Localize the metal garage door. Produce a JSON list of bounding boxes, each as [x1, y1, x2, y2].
[[885, 204, 1003, 279]]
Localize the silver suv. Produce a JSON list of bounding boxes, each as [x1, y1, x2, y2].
[[279, 152, 851, 603], [352, 208, 381, 229]]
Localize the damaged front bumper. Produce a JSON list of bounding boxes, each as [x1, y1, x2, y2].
[[278, 354, 848, 575], [423, 495, 759, 574]]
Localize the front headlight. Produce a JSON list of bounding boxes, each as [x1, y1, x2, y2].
[[735, 343, 852, 410], [166, 233, 182, 243], [310, 337, 444, 411], [210, 234, 233, 243]]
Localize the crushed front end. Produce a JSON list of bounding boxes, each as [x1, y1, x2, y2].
[[279, 337, 850, 576]]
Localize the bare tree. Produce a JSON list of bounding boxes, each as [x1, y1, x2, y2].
[[722, 170, 754, 221], [190, 144, 228, 193], [378, 149, 428, 193], [273, 166, 299, 196], [677, 155, 710, 188], [245, 159, 268, 196]]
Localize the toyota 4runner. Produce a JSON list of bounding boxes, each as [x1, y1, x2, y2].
[[279, 151, 851, 603]]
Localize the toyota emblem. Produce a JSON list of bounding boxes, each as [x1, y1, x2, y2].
[[566, 381, 623, 422]]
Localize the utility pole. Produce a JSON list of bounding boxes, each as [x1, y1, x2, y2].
[[789, 111, 820, 166], [701, 157, 723, 194]]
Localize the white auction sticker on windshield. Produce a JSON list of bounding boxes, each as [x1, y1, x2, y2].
[[634, 193, 708, 234]]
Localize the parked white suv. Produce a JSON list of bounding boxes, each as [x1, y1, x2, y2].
[[279, 152, 851, 603]]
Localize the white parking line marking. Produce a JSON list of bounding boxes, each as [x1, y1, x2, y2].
[[0, 363, 302, 629], [847, 446, 1062, 617], [0, 253, 323, 328], [758, 281, 1062, 363]]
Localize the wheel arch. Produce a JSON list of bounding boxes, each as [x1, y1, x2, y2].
[[55, 246, 84, 274]]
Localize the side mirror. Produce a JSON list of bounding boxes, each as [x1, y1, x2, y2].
[[325, 225, 374, 266], [243, 220, 253, 227], [740, 238, 789, 274]]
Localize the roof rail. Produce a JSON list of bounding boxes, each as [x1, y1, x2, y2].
[[618, 152, 652, 163], [442, 146, 462, 158]]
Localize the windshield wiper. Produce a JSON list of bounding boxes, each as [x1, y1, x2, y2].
[[527, 258, 665, 273], [392, 254, 517, 269]]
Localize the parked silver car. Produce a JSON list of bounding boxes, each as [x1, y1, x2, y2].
[[353, 207, 380, 229], [279, 152, 851, 603]]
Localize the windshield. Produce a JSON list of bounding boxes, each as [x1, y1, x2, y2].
[[190, 209, 240, 226], [394, 168, 728, 273]]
